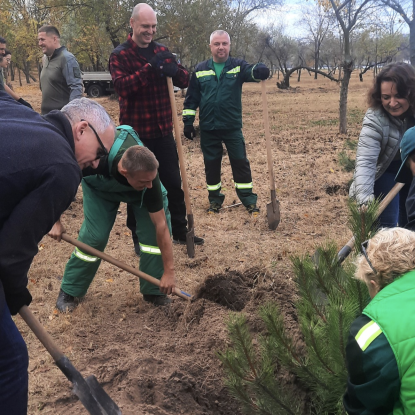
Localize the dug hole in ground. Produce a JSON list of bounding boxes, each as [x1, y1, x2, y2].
[[13, 73, 367, 414]]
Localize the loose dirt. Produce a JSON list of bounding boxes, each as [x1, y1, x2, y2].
[[10, 70, 370, 414]]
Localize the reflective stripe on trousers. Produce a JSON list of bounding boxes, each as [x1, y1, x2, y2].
[[73, 247, 99, 262], [139, 243, 161, 255]]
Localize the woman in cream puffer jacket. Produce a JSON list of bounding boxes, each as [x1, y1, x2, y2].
[[350, 62, 415, 228]]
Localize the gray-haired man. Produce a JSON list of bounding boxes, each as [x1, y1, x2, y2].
[[0, 95, 115, 414]]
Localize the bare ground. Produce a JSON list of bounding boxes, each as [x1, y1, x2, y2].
[[10, 71, 370, 414]]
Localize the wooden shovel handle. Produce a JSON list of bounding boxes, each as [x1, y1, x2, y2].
[[61, 234, 191, 301], [261, 81, 276, 191], [166, 77, 193, 217], [19, 305, 64, 362]]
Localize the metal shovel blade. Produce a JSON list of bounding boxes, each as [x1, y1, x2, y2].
[[266, 190, 280, 230], [19, 306, 122, 415], [186, 213, 195, 258], [86, 376, 122, 415]]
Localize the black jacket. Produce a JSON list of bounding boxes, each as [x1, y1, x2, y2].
[[0, 92, 81, 315]]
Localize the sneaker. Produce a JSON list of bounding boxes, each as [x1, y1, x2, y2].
[[56, 289, 77, 312], [134, 242, 141, 257], [207, 202, 221, 214], [246, 204, 260, 218], [143, 294, 172, 306], [173, 234, 204, 245]]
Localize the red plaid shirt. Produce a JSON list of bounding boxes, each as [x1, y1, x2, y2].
[[109, 35, 189, 139]]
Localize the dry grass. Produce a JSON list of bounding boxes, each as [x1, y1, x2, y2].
[[11, 70, 372, 414]]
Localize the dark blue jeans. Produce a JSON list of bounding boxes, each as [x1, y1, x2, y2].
[[374, 160, 409, 228], [0, 303, 28, 415]]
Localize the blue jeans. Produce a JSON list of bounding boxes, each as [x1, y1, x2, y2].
[[0, 303, 28, 415], [374, 160, 409, 228]]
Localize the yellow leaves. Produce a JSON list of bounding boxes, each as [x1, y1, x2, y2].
[[106, 278, 114, 283]]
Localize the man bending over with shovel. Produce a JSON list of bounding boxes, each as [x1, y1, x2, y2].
[[52, 126, 175, 312], [0, 94, 115, 414]]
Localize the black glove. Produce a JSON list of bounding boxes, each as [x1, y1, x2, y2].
[[149, 51, 176, 71], [161, 62, 178, 78], [184, 125, 196, 140], [6, 288, 32, 315], [18, 98, 33, 109], [253, 64, 270, 80]]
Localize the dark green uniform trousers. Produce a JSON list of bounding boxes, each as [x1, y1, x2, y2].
[[61, 176, 171, 298], [200, 129, 257, 206]]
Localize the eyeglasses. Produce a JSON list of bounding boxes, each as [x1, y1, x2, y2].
[[81, 119, 109, 160], [361, 240, 378, 275]]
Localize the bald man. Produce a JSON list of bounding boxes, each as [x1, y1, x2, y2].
[[109, 4, 204, 250]]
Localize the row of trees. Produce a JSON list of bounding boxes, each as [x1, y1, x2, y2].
[[1, 0, 414, 132]]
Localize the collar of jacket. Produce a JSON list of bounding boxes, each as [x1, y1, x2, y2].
[[46, 45, 66, 61], [127, 34, 166, 61], [42, 110, 75, 153], [207, 56, 232, 70]]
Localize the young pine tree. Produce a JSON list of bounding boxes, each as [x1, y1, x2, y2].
[[218, 199, 380, 414]]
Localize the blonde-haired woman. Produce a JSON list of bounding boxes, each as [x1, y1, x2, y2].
[[343, 227, 415, 414]]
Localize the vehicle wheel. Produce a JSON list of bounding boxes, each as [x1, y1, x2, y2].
[[88, 84, 103, 98]]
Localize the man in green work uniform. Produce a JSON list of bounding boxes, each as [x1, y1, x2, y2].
[[52, 126, 175, 311], [182, 30, 269, 215]]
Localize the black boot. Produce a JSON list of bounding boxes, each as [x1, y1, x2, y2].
[[56, 289, 77, 312]]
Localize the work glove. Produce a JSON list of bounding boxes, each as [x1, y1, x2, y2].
[[161, 62, 178, 78], [6, 288, 32, 315], [184, 125, 196, 140], [253, 64, 270, 80], [149, 51, 176, 71], [18, 97, 33, 109]]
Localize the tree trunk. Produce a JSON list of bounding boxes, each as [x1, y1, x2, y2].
[[297, 68, 302, 82], [410, 18, 415, 66], [18, 67, 22, 86], [23, 61, 30, 84], [314, 46, 319, 79], [339, 62, 352, 133]]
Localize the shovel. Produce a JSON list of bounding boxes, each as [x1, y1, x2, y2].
[[167, 77, 195, 258], [261, 80, 281, 230], [337, 182, 405, 263], [19, 305, 121, 415], [61, 233, 192, 301]]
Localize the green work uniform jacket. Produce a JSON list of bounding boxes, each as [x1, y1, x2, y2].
[[183, 57, 261, 131]]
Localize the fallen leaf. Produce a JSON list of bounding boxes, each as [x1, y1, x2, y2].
[[106, 278, 114, 283]]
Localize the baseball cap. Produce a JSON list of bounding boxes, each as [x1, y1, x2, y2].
[[395, 126, 415, 184]]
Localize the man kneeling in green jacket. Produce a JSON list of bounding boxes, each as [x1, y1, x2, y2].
[[51, 125, 175, 311]]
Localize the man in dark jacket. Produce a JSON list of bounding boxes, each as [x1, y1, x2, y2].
[[0, 93, 115, 414], [109, 3, 203, 250], [183, 30, 269, 215]]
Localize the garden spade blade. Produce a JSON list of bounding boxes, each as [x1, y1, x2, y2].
[[19, 306, 121, 415], [261, 81, 281, 230], [167, 77, 195, 258], [266, 190, 281, 230]]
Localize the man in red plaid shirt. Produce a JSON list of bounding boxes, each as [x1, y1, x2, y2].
[[109, 3, 204, 249]]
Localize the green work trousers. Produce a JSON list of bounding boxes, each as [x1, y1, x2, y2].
[[61, 176, 171, 298], [200, 129, 257, 206]]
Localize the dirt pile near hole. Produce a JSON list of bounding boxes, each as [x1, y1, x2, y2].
[[194, 269, 258, 310]]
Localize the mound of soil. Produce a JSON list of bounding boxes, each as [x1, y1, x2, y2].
[[194, 269, 258, 310]]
